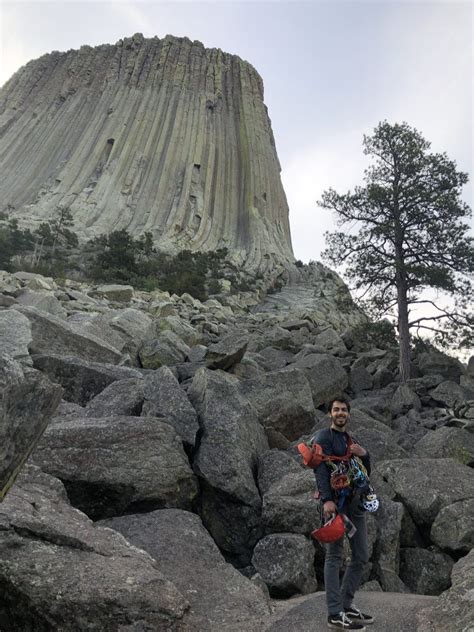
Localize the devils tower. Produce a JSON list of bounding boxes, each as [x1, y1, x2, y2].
[[0, 33, 294, 270]]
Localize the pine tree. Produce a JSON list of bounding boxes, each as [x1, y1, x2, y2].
[[320, 121, 473, 381]]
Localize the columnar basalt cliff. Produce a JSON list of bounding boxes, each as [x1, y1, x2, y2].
[[0, 34, 294, 270]]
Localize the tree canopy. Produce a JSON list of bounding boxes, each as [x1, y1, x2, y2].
[[320, 121, 473, 381]]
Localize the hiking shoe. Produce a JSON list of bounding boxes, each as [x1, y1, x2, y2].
[[344, 605, 374, 624], [328, 612, 366, 630]]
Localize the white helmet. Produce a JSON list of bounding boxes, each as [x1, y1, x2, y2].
[[361, 494, 379, 513]]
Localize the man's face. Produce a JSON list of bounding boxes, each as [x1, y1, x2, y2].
[[330, 401, 349, 430]]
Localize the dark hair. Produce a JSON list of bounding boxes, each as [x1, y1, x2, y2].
[[327, 396, 351, 413]]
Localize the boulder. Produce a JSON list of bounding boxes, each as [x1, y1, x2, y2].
[[0, 309, 32, 364], [417, 549, 474, 632], [349, 365, 374, 393], [280, 319, 312, 332], [350, 386, 397, 425], [141, 366, 199, 447], [188, 368, 268, 561], [100, 308, 154, 355], [0, 465, 187, 631], [15, 289, 67, 318], [32, 416, 198, 519], [84, 378, 145, 417], [350, 426, 408, 463], [430, 498, 474, 553], [240, 368, 315, 441], [251, 534, 317, 597], [291, 353, 348, 408], [417, 351, 464, 382], [32, 354, 142, 405], [312, 327, 347, 355], [138, 330, 190, 368], [205, 333, 248, 370], [257, 449, 302, 496], [250, 326, 293, 353], [261, 470, 320, 534], [399, 548, 453, 595], [89, 284, 134, 302], [373, 498, 404, 579], [66, 311, 126, 351], [414, 426, 474, 465], [99, 509, 270, 632], [156, 315, 200, 346], [428, 380, 467, 407], [13, 305, 122, 364], [256, 347, 294, 371], [375, 458, 474, 528], [0, 355, 62, 500], [390, 385, 421, 417]]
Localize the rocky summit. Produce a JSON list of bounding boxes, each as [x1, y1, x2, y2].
[[0, 34, 293, 272], [0, 267, 473, 631]]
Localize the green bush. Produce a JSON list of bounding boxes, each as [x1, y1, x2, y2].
[[351, 319, 397, 351]]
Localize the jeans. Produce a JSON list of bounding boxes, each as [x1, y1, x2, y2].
[[324, 493, 369, 616]]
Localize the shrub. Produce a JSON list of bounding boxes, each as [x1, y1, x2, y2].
[[351, 319, 398, 351]]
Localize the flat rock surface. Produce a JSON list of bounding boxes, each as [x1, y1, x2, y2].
[[264, 591, 437, 631]]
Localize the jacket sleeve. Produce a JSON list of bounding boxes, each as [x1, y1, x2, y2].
[[352, 434, 371, 475], [312, 431, 334, 503], [361, 451, 371, 476]]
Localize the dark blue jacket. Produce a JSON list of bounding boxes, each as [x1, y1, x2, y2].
[[313, 427, 371, 503]]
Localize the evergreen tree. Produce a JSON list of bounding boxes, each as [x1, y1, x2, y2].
[[320, 121, 473, 381]]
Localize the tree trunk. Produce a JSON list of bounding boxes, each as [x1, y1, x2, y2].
[[397, 281, 411, 382]]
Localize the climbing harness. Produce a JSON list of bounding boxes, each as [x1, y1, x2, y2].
[[298, 434, 379, 515]]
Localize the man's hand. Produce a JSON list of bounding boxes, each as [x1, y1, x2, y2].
[[323, 500, 337, 518], [349, 443, 366, 457]]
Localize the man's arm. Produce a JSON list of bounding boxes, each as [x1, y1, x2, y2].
[[312, 430, 334, 505]]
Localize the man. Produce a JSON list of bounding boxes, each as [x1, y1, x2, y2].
[[313, 396, 373, 631]]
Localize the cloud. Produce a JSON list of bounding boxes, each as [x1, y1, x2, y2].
[[282, 127, 370, 263]]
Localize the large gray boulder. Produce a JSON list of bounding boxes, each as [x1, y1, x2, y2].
[[12, 305, 122, 364], [291, 353, 348, 408], [240, 368, 315, 440], [251, 534, 317, 597], [414, 426, 474, 466], [0, 355, 62, 500], [188, 368, 268, 562], [257, 449, 302, 496], [32, 416, 198, 519], [261, 470, 320, 535], [430, 498, 474, 553], [373, 499, 404, 584], [141, 366, 199, 447], [32, 354, 142, 404], [399, 548, 453, 595], [429, 380, 467, 407], [205, 333, 248, 370], [417, 549, 474, 632], [89, 284, 134, 302], [138, 330, 190, 368], [99, 307, 155, 356], [0, 466, 188, 631], [375, 458, 474, 528], [16, 288, 67, 318], [417, 351, 464, 382], [189, 369, 268, 506], [390, 384, 421, 417], [99, 509, 270, 632], [84, 378, 145, 417], [0, 309, 32, 364]]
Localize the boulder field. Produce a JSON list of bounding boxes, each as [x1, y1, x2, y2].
[[0, 267, 473, 631]]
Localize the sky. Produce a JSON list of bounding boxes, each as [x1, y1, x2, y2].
[[0, 0, 472, 265]]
